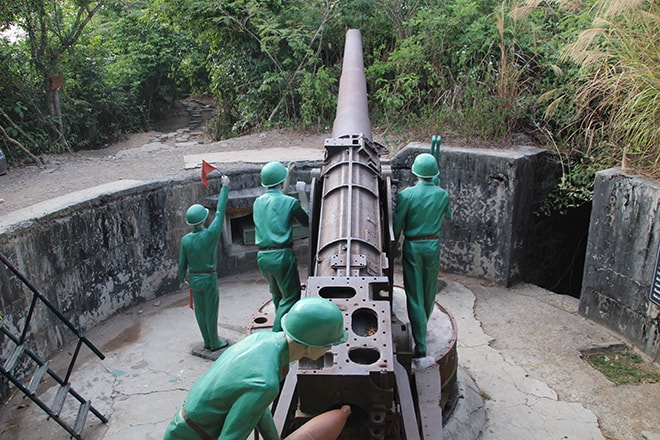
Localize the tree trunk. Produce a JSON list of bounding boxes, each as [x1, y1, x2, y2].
[[0, 124, 43, 166], [45, 74, 71, 151]]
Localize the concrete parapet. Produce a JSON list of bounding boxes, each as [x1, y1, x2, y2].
[[390, 143, 559, 286], [0, 180, 191, 343], [579, 168, 660, 361], [0, 165, 311, 402]]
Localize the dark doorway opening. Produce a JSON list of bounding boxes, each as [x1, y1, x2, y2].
[[522, 203, 592, 298]]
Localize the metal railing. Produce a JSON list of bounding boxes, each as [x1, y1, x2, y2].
[[0, 250, 108, 439]]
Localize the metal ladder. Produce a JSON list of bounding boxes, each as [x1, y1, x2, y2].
[[0, 251, 108, 439]]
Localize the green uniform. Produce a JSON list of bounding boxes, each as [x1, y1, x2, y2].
[[394, 180, 450, 356], [163, 331, 288, 440], [178, 185, 228, 350], [253, 188, 308, 332]]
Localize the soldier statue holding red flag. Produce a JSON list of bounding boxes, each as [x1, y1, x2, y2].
[[178, 168, 230, 352]]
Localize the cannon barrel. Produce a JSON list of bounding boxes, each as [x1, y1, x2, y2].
[[270, 29, 452, 440], [298, 29, 400, 439], [332, 29, 372, 141], [311, 29, 390, 283]]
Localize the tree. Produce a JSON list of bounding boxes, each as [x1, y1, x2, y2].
[[10, 0, 112, 149], [159, 0, 368, 136]]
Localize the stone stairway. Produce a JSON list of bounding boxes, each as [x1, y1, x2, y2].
[[151, 96, 216, 145]]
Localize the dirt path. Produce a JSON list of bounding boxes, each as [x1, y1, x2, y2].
[[0, 128, 328, 214]]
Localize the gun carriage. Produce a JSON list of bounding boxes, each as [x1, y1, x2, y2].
[[251, 29, 458, 440]]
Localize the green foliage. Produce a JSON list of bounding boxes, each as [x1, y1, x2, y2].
[[515, 0, 659, 215], [536, 153, 603, 216], [1, 0, 199, 158], [96, 6, 194, 119], [161, 0, 409, 137], [298, 66, 337, 130], [364, 0, 535, 140], [564, 0, 660, 178], [0, 37, 52, 161], [56, 3, 197, 150], [1, 0, 657, 206], [58, 37, 145, 149]]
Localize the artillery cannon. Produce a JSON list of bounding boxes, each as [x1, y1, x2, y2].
[[253, 29, 458, 439]]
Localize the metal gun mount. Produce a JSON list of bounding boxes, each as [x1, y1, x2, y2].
[[252, 29, 458, 440]]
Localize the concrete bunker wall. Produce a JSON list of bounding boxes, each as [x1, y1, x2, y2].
[[391, 145, 559, 286], [579, 168, 660, 361], [0, 181, 194, 352], [0, 145, 560, 402]]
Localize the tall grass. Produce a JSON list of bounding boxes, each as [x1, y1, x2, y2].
[[564, 0, 659, 177]]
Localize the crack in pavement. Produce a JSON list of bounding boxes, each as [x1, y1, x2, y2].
[[440, 278, 606, 440]]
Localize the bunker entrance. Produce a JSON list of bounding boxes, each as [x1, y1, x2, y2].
[[523, 203, 591, 298]]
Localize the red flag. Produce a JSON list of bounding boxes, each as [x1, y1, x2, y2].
[[201, 160, 218, 188]]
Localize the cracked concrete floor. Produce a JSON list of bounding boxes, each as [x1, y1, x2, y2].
[[445, 276, 660, 440], [1, 270, 658, 440]]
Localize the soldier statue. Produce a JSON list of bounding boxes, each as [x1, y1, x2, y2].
[[394, 153, 451, 362], [178, 175, 230, 351], [163, 297, 348, 440], [253, 161, 309, 331]]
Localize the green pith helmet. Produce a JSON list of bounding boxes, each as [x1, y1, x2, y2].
[[261, 161, 288, 187], [411, 153, 439, 179], [281, 298, 348, 348], [186, 204, 209, 226]]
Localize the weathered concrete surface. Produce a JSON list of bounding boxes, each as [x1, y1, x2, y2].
[[456, 275, 660, 440], [0, 181, 145, 232], [0, 143, 563, 404], [579, 168, 660, 361], [391, 144, 560, 286], [0, 164, 318, 402], [0, 269, 644, 440], [0, 181, 182, 391]]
